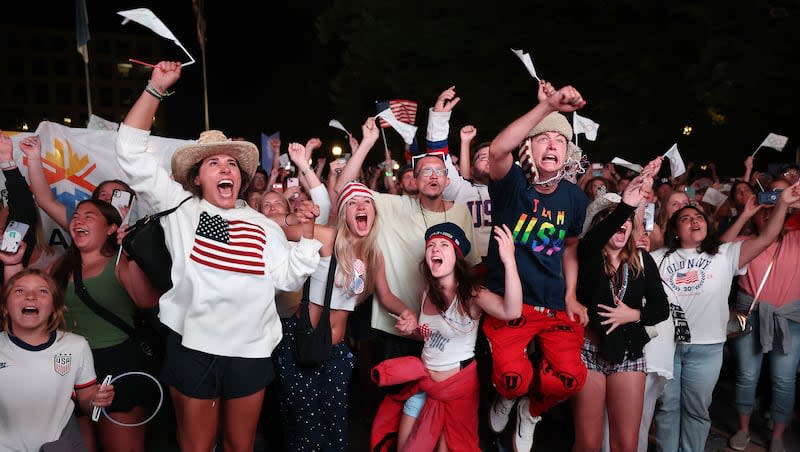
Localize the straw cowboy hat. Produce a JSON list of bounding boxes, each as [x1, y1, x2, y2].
[[171, 130, 259, 191]]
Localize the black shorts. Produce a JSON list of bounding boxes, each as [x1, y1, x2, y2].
[[161, 328, 275, 400], [91, 338, 150, 413]]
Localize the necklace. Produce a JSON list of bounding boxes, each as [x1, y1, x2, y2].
[[532, 170, 564, 187], [608, 263, 629, 305], [419, 198, 447, 230]]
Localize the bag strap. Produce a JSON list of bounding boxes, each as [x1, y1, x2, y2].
[[73, 261, 135, 337], [300, 255, 338, 314], [130, 196, 192, 229], [745, 254, 777, 316]]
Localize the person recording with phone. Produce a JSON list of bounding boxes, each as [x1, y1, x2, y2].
[[0, 131, 42, 279], [718, 177, 800, 452]]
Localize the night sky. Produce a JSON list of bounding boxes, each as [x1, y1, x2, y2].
[[3, 1, 799, 178]]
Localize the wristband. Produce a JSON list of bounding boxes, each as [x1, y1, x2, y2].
[[0, 160, 17, 170], [145, 84, 174, 101], [384, 171, 394, 177], [301, 167, 312, 176]]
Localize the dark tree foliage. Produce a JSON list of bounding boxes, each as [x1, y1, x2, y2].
[[317, 0, 800, 175]]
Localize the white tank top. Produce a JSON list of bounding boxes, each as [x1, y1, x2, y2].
[[309, 255, 357, 311], [419, 292, 478, 371]]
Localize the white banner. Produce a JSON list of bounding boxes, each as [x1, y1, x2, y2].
[[1, 122, 191, 251]]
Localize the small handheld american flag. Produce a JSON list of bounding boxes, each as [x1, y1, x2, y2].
[[375, 99, 418, 128]]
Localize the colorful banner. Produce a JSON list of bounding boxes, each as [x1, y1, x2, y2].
[[1, 122, 191, 251]]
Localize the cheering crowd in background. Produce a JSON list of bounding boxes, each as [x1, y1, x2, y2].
[[1, 60, 800, 452]]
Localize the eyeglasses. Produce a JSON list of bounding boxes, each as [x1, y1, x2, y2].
[[416, 167, 448, 177]]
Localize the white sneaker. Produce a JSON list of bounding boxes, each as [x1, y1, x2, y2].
[[488, 395, 516, 433], [513, 397, 540, 452]]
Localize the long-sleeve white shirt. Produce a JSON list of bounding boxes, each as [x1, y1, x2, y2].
[[116, 125, 321, 358]]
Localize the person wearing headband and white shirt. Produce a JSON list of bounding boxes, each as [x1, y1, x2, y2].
[[333, 117, 480, 360]]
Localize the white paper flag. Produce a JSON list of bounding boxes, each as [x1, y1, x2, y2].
[[279, 153, 290, 169], [328, 119, 351, 136], [573, 112, 600, 141], [118, 8, 195, 66], [510, 48, 539, 81], [663, 143, 686, 178], [376, 109, 417, 145], [759, 133, 788, 151], [702, 186, 728, 207], [610, 157, 643, 173]]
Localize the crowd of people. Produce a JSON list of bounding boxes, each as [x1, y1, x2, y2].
[[1, 60, 799, 452]]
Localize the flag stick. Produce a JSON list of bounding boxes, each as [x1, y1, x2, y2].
[[755, 178, 765, 192], [129, 58, 156, 68], [752, 146, 761, 157], [380, 127, 389, 153], [83, 59, 92, 117]]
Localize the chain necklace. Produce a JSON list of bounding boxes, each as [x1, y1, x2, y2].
[[608, 263, 629, 305], [419, 198, 446, 230]]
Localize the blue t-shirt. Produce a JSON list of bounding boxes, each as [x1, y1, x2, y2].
[[485, 165, 588, 310]]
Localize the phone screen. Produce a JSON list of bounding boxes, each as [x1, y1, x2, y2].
[[644, 203, 655, 232], [287, 178, 300, 188], [1, 221, 30, 253]]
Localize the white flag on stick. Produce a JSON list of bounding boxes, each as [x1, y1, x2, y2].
[[610, 157, 643, 173], [702, 186, 728, 207], [663, 143, 686, 178], [753, 133, 789, 156], [573, 112, 600, 141], [510, 48, 539, 81], [328, 119, 351, 136], [376, 109, 417, 145], [118, 8, 195, 66]]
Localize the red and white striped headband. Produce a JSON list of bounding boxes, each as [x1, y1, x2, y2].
[[337, 181, 374, 213]]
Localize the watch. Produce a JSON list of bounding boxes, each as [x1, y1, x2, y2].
[[0, 160, 17, 170]]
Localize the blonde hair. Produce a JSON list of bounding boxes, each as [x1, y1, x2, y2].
[[1, 269, 65, 334], [333, 199, 382, 302]]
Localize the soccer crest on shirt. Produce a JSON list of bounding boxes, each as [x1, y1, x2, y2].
[[54, 353, 72, 376]]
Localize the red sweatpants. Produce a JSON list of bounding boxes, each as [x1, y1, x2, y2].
[[482, 304, 586, 416]]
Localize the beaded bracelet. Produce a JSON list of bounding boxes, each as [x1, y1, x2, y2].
[[145, 84, 175, 101]]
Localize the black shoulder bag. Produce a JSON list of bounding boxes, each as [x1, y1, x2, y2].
[[121, 196, 192, 293], [294, 255, 337, 367], [73, 262, 164, 374]]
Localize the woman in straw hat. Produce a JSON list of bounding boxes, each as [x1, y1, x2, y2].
[[115, 61, 322, 451], [571, 159, 669, 452]]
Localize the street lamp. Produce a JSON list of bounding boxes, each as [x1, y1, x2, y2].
[[332, 145, 343, 157]]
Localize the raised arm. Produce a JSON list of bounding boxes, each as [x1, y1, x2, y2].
[[719, 194, 760, 242], [122, 61, 181, 130], [738, 182, 800, 267], [17, 135, 68, 229], [333, 117, 380, 195], [489, 81, 585, 181], [476, 225, 522, 320], [459, 125, 477, 179]]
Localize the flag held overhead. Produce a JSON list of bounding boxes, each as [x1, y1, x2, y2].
[[511, 48, 539, 81], [663, 143, 686, 178], [118, 8, 195, 67], [329, 119, 351, 136], [752, 132, 789, 156], [610, 157, 643, 173], [573, 112, 600, 141], [376, 108, 418, 145]]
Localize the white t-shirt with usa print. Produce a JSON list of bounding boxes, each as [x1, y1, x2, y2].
[[651, 242, 745, 345]]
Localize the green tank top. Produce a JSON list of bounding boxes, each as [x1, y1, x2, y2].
[[64, 258, 136, 349]]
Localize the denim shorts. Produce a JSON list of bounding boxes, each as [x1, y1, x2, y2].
[[402, 392, 427, 418]]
